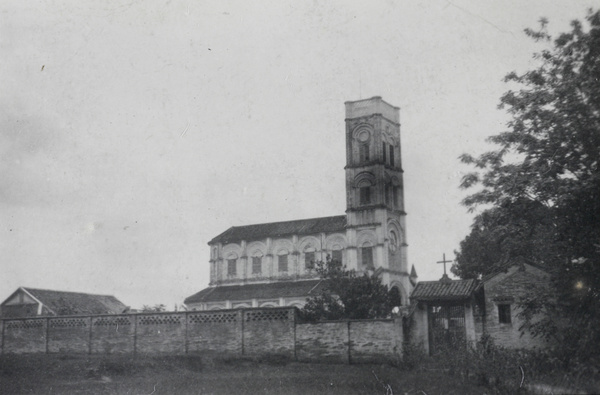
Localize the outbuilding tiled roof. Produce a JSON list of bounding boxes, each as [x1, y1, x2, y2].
[[184, 279, 327, 304], [209, 215, 347, 244], [410, 278, 478, 301], [21, 287, 127, 315]]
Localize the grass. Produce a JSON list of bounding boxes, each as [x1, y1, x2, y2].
[[0, 353, 487, 395], [1, 351, 598, 394]]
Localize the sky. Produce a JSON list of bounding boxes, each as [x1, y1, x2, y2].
[[1, 1, 596, 309]]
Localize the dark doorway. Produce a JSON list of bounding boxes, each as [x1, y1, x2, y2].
[[427, 303, 466, 355]]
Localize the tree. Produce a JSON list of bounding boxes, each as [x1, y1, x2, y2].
[[300, 256, 394, 321], [140, 304, 167, 313], [456, 9, 600, 365], [55, 297, 82, 316], [452, 199, 562, 279]]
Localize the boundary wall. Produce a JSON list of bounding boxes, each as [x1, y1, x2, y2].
[[0, 307, 402, 363]]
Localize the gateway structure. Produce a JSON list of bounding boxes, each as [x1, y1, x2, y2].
[[185, 97, 417, 310]]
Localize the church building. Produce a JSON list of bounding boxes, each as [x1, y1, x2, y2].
[[185, 97, 417, 310]]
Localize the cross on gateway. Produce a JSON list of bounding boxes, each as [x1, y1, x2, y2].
[[437, 253, 453, 276]]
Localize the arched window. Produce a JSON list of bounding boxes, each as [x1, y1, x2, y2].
[[304, 247, 316, 270], [389, 230, 398, 253], [278, 252, 289, 272], [389, 286, 402, 307], [355, 128, 371, 164], [360, 186, 371, 205], [252, 255, 262, 274], [331, 248, 343, 264], [360, 243, 374, 269], [355, 172, 376, 207], [359, 143, 370, 162], [226, 254, 238, 276]]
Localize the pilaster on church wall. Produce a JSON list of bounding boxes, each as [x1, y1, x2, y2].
[[265, 254, 273, 279], [240, 256, 248, 280], [346, 247, 358, 271]]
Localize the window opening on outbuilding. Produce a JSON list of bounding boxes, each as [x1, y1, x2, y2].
[[498, 304, 512, 324]]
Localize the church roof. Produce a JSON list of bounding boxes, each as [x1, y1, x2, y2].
[[208, 215, 347, 244], [10, 287, 128, 315], [410, 278, 478, 301], [184, 279, 327, 304]]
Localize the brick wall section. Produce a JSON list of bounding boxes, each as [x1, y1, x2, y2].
[[135, 313, 186, 354], [296, 321, 349, 363], [483, 265, 550, 349], [242, 308, 295, 357], [187, 310, 242, 354], [0, 307, 402, 363], [2, 319, 46, 354], [91, 316, 134, 354], [47, 317, 91, 353], [349, 320, 400, 363]]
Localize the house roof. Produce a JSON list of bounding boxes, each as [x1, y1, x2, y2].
[[410, 278, 479, 301], [17, 287, 127, 315], [209, 215, 347, 245], [184, 279, 327, 304]]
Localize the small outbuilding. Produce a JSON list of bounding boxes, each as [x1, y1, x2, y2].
[[0, 287, 128, 318], [407, 263, 551, 354], [478, 263, 550, 349], [409, 275, 480, 355]]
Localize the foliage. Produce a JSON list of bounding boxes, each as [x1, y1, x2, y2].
[[300, 256, 394, 321], [140, 304, 167, 313], [55, 297, 82, 316], [452, 200, 561, 279], [456, 9, 600, 365]]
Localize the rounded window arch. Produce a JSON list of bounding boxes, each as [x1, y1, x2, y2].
[[354, 172, 376, 206], [352, 124, 373, 142], [389, 282, 408, 306], [353, 125, 373, 164]]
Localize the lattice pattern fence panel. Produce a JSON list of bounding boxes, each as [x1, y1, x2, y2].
[[5, 320, 45, 330], [138, 315, 182, 325], [93, 317, 133, 326], [188, 312, 237, 324], [245, 310, 290, 322], [49, 318, 88, 328]]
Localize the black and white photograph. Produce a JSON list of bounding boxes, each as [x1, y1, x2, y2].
[[1, 1, 599, 393]]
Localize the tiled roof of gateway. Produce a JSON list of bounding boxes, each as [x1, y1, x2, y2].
[[184, 280, 327, 304], [22, 288, 127, 315], [410, 278, 479, 301], [209, 215, 347, 245]]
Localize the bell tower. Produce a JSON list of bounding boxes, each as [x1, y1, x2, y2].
[[344, 97, 412, 299]]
